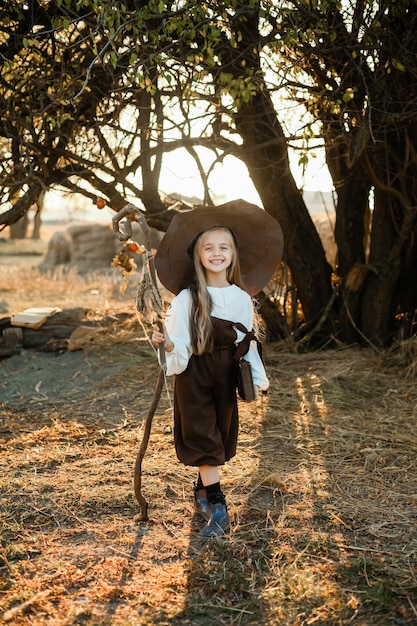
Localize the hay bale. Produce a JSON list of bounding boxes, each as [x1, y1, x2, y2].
[[40, 231, 71, 268], [39, 221, 164, 273], [67, 223, 118, 272]]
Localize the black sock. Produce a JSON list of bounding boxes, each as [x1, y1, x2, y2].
[[205, 482, 226, 505], [195, 473, 204, 491]]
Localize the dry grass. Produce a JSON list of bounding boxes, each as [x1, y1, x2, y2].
[[1, 263, 417, 625], [0, 262, 138, 313]]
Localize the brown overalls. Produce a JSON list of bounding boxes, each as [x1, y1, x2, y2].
[[173, 317, 253, 466]]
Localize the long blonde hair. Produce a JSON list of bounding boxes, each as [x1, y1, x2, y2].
[[189, 226, 246, 355]]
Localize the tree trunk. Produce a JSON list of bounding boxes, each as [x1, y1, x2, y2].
[[234, 91, 334, 341], [32, 190, 45, 240], [360, 122, 417, 344], [32, 208, 42, 240], [9, 213, 29, 239], [360, 185, 401, 344], [360, 266, 400, 346], [325, 139, 372, 342]]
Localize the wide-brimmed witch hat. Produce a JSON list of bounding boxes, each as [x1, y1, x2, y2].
[[154, 199, 284, 296]]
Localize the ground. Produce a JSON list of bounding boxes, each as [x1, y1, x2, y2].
[[1, 236, 417, 625]]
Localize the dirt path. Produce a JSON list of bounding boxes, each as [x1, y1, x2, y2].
[[1, 266, 417, 625]]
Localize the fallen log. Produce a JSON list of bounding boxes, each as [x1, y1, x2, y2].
[[0, 308, 132, 355]]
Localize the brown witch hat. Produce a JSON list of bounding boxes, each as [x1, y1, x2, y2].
[[154, 199, 284, 296]]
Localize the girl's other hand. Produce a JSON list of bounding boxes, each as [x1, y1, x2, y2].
[[151, 324, 174, 352], [151, 324, 164, 346]]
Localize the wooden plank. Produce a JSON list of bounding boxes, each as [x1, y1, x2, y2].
[[11, 307, 62, 329]]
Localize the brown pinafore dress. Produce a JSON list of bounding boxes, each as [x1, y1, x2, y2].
[[173, 316, 251, 467]]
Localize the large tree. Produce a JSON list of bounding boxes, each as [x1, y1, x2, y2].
[[1, 1, 417, 347], [277, 0, 417, 344]]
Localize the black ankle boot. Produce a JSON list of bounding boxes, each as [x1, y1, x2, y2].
[[193, 487, 210, 521], [198, 502, 230, 538]]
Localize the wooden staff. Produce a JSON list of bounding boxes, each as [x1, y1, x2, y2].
[[112, 203, 166, 520]]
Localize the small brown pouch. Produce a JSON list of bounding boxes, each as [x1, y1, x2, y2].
[[237, 358, 256, 402]]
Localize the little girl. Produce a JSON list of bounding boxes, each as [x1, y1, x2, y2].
[[152, 201, 283, 538]]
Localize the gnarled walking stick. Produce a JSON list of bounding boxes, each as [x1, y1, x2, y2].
[[133, 369, 165, 520], [113, 203, 167, 520]]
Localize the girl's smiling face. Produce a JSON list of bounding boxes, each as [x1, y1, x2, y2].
[[198, 228, 234, 282]]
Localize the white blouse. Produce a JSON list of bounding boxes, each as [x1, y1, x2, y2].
[[160, 284, 269, 391]]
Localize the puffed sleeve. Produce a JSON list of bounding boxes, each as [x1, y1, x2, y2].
[[245, 340, 269, 391], [161, 289, 193, 376]]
